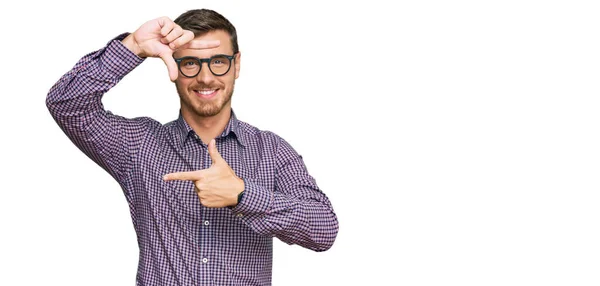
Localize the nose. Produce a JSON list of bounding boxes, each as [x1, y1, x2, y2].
[[195, 62, 215, 85]]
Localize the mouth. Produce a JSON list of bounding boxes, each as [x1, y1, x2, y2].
[[193, 88, 219, 99]]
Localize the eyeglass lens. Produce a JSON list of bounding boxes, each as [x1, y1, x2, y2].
[[179, 56, 232, 77]]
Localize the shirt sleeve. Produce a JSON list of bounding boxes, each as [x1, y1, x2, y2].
[[46, 34, 153, 185], [232, 137, 339, 252]]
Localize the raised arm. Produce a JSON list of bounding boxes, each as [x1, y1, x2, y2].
[[46, 17, 219, 183]]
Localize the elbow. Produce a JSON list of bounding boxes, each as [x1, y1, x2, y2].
[[313, 218, 339, 252], [45, 94, 55, 114], [281, 217, 338, 252], [314, 238, 335, 252], [46, 80, 68, 115], [46, 88, 60, 116]]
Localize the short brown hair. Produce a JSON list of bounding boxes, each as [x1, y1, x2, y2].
[[174, 9, 239, 54]]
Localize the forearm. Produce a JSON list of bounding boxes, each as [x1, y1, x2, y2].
[[46, 34, 143, 118], [46, 34, 146, 181], [234, 179, 339, 252]]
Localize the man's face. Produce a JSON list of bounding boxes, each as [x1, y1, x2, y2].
[[173, 30, 240, 117]]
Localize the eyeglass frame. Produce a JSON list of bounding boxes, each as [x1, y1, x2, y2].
[[173, 53, 238, 78]]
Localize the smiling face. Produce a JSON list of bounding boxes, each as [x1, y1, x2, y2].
[[173, 30, 241, 118]]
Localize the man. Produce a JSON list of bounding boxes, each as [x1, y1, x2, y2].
[[46, 9, 338, 286]]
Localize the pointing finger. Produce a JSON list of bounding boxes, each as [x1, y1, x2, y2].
[[163, 170, 204, 181]]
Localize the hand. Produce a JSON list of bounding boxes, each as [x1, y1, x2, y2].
[[122, 16, 220, 81], [163, 139, 245, 208]]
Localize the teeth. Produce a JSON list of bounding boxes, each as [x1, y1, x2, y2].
[[197, 90, 216, 95]]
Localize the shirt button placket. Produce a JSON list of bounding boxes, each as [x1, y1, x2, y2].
[[200, 143, 214, 285]]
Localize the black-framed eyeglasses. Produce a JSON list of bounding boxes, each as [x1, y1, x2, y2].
[[174, 54, 237, 77]]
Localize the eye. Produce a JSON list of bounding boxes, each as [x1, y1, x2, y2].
[[211, 56, 231, 68]]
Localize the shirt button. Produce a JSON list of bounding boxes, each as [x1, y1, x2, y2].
[[237, 213, 243, 218], [204, 221, 210, 226], [202, 258, 208, 263]]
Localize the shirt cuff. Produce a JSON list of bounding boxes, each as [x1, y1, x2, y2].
[[232, 179, 272, 218], [99, 33, 145, 79]]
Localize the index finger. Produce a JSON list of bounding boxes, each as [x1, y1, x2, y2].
[[179, 39, 221, 50], [163, 170, 203, 181]]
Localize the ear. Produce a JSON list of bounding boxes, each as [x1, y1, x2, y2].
[[234, 51, 241, 79]]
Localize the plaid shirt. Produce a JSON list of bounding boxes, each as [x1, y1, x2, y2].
[[46, 35, 338, 286]]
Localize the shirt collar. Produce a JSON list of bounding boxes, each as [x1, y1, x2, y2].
[[174, 109, 247, 148]]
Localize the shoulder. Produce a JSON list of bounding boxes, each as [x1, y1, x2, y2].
[[238, 120, 284, 144], [237, 120, 299, 156]]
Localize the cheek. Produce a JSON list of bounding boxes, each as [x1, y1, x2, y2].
[[221, 76, 236, 89], [175, 79, 193, 90]]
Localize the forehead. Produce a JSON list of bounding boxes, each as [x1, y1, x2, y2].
[[175, 30, 233, 58]]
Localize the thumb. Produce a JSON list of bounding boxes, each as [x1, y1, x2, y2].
[[159, 51, 178, 81], [208, 139, 224, 165]]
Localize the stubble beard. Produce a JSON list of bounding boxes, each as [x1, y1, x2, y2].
[[178, 85, 235, 117]]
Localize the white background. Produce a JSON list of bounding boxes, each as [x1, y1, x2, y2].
[[1, 0, 599, 285]]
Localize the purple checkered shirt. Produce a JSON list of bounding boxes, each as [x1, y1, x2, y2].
[[46, 35, 338, 286]]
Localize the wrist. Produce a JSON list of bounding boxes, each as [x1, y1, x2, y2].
[[231, 178, 245, 207], [236, 191, 245, 206], [121, 34, 144, 57]]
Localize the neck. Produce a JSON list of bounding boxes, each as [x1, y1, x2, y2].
[[181, 107, 232, 145]]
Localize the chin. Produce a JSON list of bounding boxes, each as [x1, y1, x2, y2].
[[193, 102, 225, 117]]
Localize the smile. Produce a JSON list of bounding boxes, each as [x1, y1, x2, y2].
[[194, 89, 218, 99]]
